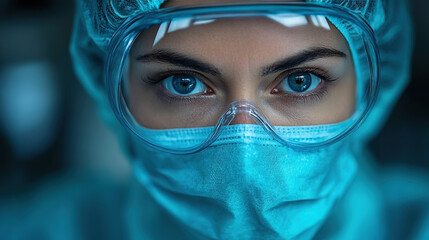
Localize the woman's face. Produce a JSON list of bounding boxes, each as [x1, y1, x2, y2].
[[126, 0, 356, 129]]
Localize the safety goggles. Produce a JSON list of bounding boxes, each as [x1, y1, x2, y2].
[[106, 2, 379, 154]]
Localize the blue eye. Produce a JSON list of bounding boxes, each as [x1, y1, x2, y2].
[[162, 74, 207, 96], [282, 72, 322, 93]]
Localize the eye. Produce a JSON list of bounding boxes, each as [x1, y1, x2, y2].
[[162, 74, 208, 96], [279, 72, 322, 93]]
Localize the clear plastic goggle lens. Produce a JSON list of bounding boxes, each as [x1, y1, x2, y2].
[[107, 4, 379, 153]]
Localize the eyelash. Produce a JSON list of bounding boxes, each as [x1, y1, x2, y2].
[[144, 70, 214, 103], [271, 67, 338, 104], [143, 67, 338, 103], [145, 69, 200, 84]]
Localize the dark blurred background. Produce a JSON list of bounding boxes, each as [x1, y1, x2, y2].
[[0, 0, 428, 196], [0, 0, 130, 196]]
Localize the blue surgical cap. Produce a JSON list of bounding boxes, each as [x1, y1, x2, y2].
[[70, 0, 413, 146]]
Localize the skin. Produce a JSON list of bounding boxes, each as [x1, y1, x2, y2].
[[126, 0, 356, 129]]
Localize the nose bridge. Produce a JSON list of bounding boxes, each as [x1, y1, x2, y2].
[[225, 80, 259, 104], [223, 61, 260, 104]]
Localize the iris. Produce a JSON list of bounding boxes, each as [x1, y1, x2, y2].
[[288, 73, 312, 92], [172, 75, 197, 94]]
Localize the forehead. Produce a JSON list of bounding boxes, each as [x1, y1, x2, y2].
[[162, 0, 304, 8]]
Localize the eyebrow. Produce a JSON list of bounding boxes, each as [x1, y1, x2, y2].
[[261, 47, 347, 76], [136, 49, 221, 77], [136, 47, 346, 77]]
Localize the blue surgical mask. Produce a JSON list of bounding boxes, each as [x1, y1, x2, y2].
[[130, 122, 357, 239]]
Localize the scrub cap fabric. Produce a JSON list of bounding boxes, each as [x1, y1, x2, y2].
[[70, 0, 413, 145]]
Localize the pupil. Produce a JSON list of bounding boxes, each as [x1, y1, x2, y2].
[[288, 73, 312, 92], [172, 75, 197, 94]]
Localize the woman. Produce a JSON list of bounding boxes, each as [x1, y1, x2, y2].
[[69, 0, 425, 239]]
